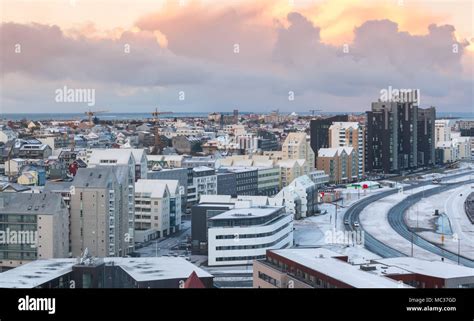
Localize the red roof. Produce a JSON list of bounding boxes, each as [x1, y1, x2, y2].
[[183, 271, 205, 288]]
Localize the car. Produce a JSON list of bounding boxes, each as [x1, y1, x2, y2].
[[353, 222, 360, 227], [344, 219, 349, 225]]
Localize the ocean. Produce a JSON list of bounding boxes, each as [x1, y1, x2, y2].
[[0, 111, 472, 121]]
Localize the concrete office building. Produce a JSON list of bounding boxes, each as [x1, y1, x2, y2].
[[256, 166, 280, 196], [207, 206, 293, 266], [216, 171, 237, 196], [191, 201, 234, 254], [70, 167, 134, 258], [253, 248, 411, 288], [217, 167, 258, 196], [192, 166, 217, 203], [0, 193, 69, 270]]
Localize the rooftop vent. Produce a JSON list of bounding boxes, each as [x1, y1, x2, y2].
[[360, 265, 377, 271]]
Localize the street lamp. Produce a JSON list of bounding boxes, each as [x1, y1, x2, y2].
[[457, 237, 461, 265], [155, 241, 160, 257]]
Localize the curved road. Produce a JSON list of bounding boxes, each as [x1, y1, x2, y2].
[[343, 170, 474, 263], [388, 179, 474, 268]]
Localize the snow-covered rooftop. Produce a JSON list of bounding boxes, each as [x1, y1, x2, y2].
[[0, 257, 213, 288], [270, 248, 411, 288], [373, 257, 474, 279], [209, 206, 283, 220]]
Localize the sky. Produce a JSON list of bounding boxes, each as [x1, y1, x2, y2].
[[1, 0, 473, 114]]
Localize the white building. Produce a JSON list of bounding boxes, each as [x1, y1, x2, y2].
[[435, 120, 452, 143], [436, 141, 456, 163], [134, 179, 170, 242], [452, 133, 471, 160], [273, 175, 318, 219], [155, 179, 184, 234], [207, 206, 293, 266], [0, 126, 18, 143]]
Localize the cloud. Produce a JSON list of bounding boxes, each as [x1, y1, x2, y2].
[[0, 2, 472, 113]]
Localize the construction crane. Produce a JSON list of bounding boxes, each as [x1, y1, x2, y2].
[[85, 109, 109, 125], [151, 107, 173, 124]]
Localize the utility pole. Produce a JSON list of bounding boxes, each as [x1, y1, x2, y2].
[[458, 238, 461, 265]]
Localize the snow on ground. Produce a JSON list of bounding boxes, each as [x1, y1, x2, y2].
[[293, 185, 393, 261], [359, 185, 447, 261], [406, 183, 474, 260], [444, 174, 474, 184]]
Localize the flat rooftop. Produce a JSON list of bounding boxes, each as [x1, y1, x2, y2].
[[209, 206, 283, 220], [373, 257, 474, 279], [270, 248, 412, 288], [0, 257, 213, 288]]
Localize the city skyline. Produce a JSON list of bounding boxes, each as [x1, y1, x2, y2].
[[1, 0, 473, 113]]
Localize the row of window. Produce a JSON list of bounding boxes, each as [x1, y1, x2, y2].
[[215, 254, 266, 262], [215, 232, 291, 251], [215, 222, 291, 240]]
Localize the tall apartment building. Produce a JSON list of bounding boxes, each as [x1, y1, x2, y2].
[[329, 122, 365, 178], [435, 120, 452, 143], [282, 132, 315, 173], [310, 115, 349, 160], [70, 167, 133, 258], [134, 179, 170, 242], [366, 102, 426, 173], [87, 149, 136, 250], [0, 193, 69, 270], [417, 107, 436, 167]]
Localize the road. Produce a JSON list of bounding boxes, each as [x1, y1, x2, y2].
[[387, 179, 474, 267], [136, 220, 191, 257], [343, 170, 474, 261]]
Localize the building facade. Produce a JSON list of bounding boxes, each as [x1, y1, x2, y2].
[[329, 122, 365, 178], [0, 193, 69, 270], [207, 206, 293, 266]]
